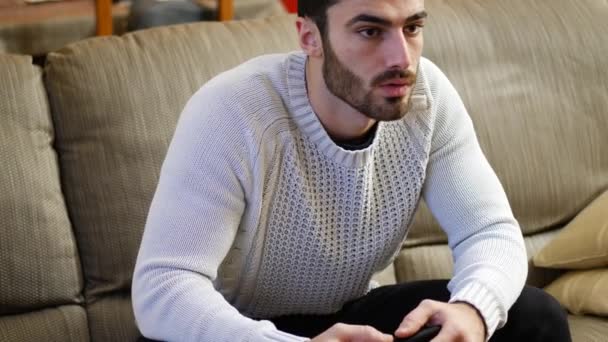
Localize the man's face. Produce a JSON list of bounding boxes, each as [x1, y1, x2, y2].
[[321, 0, 426, 121]]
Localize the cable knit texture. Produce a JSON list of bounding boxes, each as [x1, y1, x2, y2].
[[132, 51, 527, 342]]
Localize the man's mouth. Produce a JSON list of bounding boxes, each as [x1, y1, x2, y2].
[[378, 79, 413, 97], [380, 79, 412, 86]]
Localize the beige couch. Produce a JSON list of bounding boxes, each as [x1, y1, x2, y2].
[[1, 0, 606, 341]]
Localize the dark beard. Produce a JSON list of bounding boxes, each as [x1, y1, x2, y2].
[[321, 36, 417, 121]]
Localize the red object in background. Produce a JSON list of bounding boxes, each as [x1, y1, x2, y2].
[[281, 0, 297, 13]]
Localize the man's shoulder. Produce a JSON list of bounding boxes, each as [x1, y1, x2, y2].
[[418, 57, 452, 93], [200, 53, 291, 103], [185, 52, 293, 128], [419, 56, 439, 74], [417, 57, 465, 112], [179, 53, 294, 146]]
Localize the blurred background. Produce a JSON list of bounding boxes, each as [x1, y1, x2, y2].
[[0, 0, 298, 62]]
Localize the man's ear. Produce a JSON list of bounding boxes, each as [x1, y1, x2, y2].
[[296, 17, 323, 58]]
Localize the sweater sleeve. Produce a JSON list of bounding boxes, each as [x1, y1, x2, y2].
[[421, 60, 528, 339], [132, 86, 308, 342]]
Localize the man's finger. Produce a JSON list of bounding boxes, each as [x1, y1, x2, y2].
[[395, 299, 438, 337], [430, 324, 461, 342], [353, 325, 394, 342]]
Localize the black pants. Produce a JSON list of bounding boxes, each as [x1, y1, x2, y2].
[[269, 280, 572, 341]]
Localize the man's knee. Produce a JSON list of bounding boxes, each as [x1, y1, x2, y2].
[[500, 286, 571, 341]]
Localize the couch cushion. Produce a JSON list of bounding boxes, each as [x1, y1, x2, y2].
[[87, 294, 139, 342], [0, 305, 89, 342], [0, 54, 82, 316], [44, 15, 299, 340], [568, 314, 608, 342], [545, 269, 608, 317], [406, 0, 608, 244], [396, 229, 564, 288], [534, 190, 608, 269]]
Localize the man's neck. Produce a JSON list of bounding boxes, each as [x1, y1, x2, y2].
[[305, 58, 377, 141]]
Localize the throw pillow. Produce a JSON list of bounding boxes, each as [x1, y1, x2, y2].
[[545, 269, 608, 316], [533, 190, 608, 269]]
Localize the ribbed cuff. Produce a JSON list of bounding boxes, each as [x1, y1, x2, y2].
[[449, 281, 505, 341]]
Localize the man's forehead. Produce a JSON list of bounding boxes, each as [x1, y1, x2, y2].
[[329, 0, 426, 24]]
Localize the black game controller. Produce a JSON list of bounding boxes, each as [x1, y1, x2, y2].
[[394, 325, 441, 342]]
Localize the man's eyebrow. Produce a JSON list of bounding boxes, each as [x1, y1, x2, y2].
[[346, 14, 392, 27], [407, 11, 428, 22], [346, 11, 428, 27]]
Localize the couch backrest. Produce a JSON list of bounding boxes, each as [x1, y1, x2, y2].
[[43, 16, 300, 341], [408, 0, 608, 244], [0, 54, 88, 341], [396, 0, 608, 287]]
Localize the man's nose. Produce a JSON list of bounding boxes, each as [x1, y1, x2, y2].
[[384, 31, 412, 70]]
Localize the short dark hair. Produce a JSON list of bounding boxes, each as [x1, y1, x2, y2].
[[298, 0, 340, 36]]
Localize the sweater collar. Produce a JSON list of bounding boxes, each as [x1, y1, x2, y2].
[[286, 51, 377, 169]]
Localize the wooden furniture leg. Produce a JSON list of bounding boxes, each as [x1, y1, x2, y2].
[[95, 0, 113, 36], [218, 0, 233, 21]]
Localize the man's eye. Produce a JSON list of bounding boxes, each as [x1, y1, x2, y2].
[[359, 28, 382, 38], [404, 24, 424, 35]]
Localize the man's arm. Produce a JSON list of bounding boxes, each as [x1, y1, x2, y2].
[[398, 60, 528, 341], [131, 86, 307, 342]]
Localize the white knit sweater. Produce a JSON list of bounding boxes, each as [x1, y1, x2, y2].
[[132, 51, 527, 342]]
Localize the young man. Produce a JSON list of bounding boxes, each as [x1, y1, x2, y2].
[[133, 1, 571, 341]]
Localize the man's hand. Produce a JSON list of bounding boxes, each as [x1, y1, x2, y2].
[[395, 300, 486, 342], [311, 323, 393, 342]]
